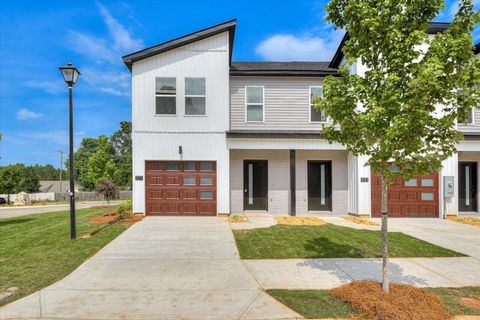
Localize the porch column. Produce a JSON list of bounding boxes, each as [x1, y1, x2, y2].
[[290, 149, 296, 216]]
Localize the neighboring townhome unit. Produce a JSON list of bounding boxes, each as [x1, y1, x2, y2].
[[123, 19, 480, 218]]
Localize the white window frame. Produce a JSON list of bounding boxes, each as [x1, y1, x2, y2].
[[184, 77, 207, 117], [309, 86, 328, 123], [461, 107, 475, 125], [155, 77, 177, 116], [245, 86, 265, 122]]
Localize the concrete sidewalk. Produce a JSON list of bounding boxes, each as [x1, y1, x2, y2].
[[0, 217, 300, 320], [0, 200, 122, 219], [244, 257, 480, 289]]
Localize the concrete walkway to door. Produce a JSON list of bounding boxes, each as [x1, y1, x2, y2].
[[0, 217, 300, 320]]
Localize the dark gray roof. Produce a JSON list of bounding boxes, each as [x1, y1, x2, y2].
[[330, 22, 451, 68], [123, 19, 236, 71], [227, 130, 325, 139], [475, 42, 480, 55], [230, 61, 339, 77]]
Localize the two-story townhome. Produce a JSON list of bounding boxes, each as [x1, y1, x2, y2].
[[123, 19, 480, 218]]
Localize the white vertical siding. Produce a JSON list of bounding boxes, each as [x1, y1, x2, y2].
[[441, 154, 459, 216], [131, 32, 230, 214], [348, 153, 358, 214], [296, 150, 348, 215]]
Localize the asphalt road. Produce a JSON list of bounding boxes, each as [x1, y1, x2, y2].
[[0, 200, 122, 219]]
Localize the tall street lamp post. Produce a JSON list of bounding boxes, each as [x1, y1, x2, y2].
[[59, 63, 80, 240]]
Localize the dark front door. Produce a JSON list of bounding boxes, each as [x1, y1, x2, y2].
[[459, 162, 477, 212], [244, 160, 268, 210], [308, 161, 332, 211]]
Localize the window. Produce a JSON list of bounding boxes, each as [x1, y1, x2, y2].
[[405, 179, 417, 187], [459, 107, 474, 125], [185, 78, 206, 115], [183, 162, 196, 171], [200, 191, 213, 200], [165, 163, 179, 171], [421, 179, 434, 187], [421, 192, 434, 201], [310, 86, 326, 122], [200, 177, 213, 185], [245, 86, 264, 122], [183, 177, 196, 185], [155, 77, 176, 115], [200, 162, 213, 171]]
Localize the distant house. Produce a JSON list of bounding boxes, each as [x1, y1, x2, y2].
[[39, 180, 83, 193]]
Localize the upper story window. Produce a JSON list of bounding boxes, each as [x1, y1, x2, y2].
[[310, 86, 327, 122], [459, 107, 474, 125], [156, 77, 176, 115], [185, 78, 206, 115], [457, 89, 474, 125], [245, 86, 264, 122]]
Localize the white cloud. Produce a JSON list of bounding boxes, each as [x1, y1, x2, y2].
[[100, 87, 129, 96], [67, 31, 118, 63], [25, 80, 64, 95], [16, 108, 44, 120], [97, 2, 143, 52], [256, 33, 342, 61]]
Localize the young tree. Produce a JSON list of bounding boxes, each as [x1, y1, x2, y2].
[[95, 179, 118, 206], [317, 0, 480, 293], [111, 121, 132, 189], [85, 135, 117, 187], [0, 165, 21, 204]]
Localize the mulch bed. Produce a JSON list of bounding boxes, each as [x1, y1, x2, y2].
[[447, 216, 480, 227], [331, 281, 451, 320], [344, 216, 380, 226], [89, 210, 143, 225], [274, 216, 327, 226], [89, 205, 114, 209]]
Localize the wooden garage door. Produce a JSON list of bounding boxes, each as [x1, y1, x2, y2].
[[371, 172, 439, 217], [145, 161, 216, 216]]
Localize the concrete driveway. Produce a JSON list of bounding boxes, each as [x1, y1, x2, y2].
[[380, 218, 480, 258], [0, 200, 122, 219], [0, 217, 299, 320]]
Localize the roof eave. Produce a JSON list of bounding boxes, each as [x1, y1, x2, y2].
[[328, 22, 451, 68], [229, 70, 340, 77], [122, 19, 237, 71]]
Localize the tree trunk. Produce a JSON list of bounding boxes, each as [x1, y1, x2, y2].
[[380, 174, 389, 293]]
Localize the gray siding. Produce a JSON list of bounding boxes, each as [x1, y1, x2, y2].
[[230, 77, 325, 131], [229, 149, 349, 215], [458, 109, 480, 133], [230, 150, 290, 214], [296, 150, 348, 215]]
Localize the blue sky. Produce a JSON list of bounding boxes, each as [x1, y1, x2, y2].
[[0, 0, 478, 167]]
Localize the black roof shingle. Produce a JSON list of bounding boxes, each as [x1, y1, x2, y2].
[[230, 61, 339, 76]]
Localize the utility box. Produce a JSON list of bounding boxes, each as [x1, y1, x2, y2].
[[444, 176, 454, 198]]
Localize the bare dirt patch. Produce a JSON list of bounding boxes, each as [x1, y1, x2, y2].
[[331, 281, 450, 320], [89, 205, 114, 209], [447, 216, 480, 227], [274, 216, 327, 226], [344, 216, 380, 226]]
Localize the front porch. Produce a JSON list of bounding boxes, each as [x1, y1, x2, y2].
[[229, 149, 349, 215]]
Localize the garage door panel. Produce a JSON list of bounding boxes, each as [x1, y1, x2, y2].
[[371, 172, 439, 217], [145, 161, 216, 216]]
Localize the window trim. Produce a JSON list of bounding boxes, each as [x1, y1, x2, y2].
[[184, 77, 207, 116], [155, 77, 177, 116], [460, 107, 475, 125], [309, 86, 328, 123], [245, 86, 265, 123]]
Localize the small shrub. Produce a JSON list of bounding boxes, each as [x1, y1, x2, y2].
[[117, 199, 132, 220], [95, 179, 118, 205]]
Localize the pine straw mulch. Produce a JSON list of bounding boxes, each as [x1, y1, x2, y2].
[[274, 216, 327, 226], [89, 210, 144, 225], [331, 281, 451, 320], [447, 216, 480, 228], [226, 215, 248, 223], [89, 205, 115, 209], [344, 215, 380, 226]]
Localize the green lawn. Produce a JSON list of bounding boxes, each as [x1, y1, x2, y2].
[[0, 207, 133, 306], [233, 224, 464, 259], [268, 287, 480, 319]]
